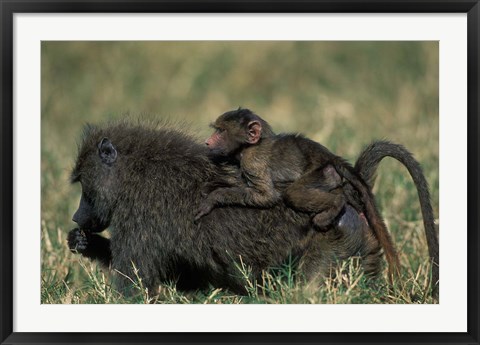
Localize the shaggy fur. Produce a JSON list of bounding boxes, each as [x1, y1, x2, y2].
[[67, 122, 437, 297]]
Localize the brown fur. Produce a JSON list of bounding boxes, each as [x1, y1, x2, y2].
[[67, 120, 437, 298]]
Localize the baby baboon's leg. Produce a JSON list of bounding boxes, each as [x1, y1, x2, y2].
[[284, 165, 345, 229]]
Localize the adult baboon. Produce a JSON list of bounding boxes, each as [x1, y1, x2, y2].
[[67, 122, 437, 297]]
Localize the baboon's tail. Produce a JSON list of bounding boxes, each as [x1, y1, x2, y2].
[[355, 140, 439, 299], [335, 162, 400, 284]]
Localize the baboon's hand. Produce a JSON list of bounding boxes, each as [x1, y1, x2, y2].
[[194, 200, 214, 222], [67, 228, 89, 253], [200, 182, 214, 197]]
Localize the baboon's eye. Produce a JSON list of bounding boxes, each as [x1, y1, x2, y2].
[[71, 172, 81, 184]]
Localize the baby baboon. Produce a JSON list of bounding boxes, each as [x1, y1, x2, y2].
[[196, 109, 346, 229], [195, 108, 400, 281]]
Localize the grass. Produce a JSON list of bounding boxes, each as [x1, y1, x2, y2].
[[41, 41, 439, 304]]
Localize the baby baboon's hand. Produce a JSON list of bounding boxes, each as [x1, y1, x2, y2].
[[200, 182, 217, 197], [194, 200, 214, 222], [67, 228, 89, 253]]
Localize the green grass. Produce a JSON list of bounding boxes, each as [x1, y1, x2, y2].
[[41, 41, 439, 304]]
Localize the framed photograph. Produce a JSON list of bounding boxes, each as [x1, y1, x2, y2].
[[1, 1, 478, 344]]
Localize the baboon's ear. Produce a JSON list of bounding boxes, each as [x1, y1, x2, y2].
[[246, 121, 262, 144], [98, 137, 117, 165]]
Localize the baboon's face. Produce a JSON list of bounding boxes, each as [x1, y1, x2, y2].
[[205, 120, 238, 156], [72, 190, 110, 233], [71, 137, 118, 233]]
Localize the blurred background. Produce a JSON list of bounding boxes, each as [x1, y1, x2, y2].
[[41, 41, 439, 303]]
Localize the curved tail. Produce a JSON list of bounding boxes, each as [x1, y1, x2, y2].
[[355, 140, 439, 298]]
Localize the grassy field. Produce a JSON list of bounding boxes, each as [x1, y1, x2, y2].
[[41, 41, 439, 304]]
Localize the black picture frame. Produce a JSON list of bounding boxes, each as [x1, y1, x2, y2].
[[1, 1, 479, 344]]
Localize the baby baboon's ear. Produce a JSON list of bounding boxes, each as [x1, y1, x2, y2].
[[98, 137, 117, 165], [246, 120, 262, 144]]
